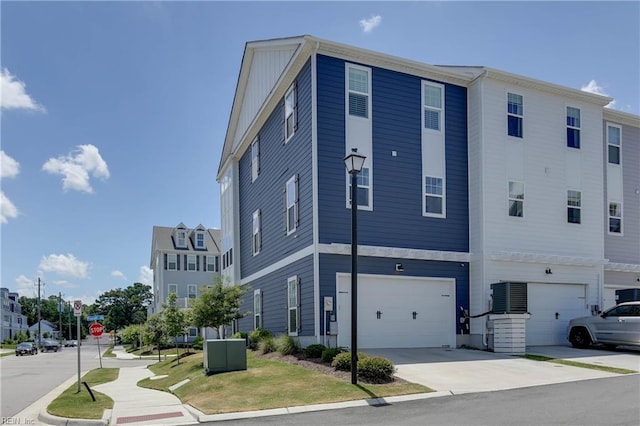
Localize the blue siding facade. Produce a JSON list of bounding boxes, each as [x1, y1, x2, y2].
[[317, 54, 469, 252]]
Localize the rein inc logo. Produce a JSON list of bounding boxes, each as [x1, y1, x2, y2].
[[1, 417, 36, 424]]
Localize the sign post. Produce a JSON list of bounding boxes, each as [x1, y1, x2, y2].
[[73, 300, 82, 392], [89, 322, 104, 368]]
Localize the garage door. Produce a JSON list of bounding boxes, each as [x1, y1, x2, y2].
[[336, 274, 456, 349], [527, 283, 588, 346]]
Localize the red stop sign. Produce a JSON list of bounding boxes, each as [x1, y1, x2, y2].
[[89, 323, 104, 337]]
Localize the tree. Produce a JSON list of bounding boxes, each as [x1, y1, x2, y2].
[[120, 324, 143, 348], [142, 312, 167, 362], [163, 293, 190, 364], [93, 282, 152, 333], [191, 277, 249, 339]]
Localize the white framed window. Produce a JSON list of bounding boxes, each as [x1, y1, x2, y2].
[[423, 83, 443, 131], [206, 256, 217, 272], [252, 210, 261, 255], [195, 232, 205, 249], [566, 106, 580, 149], [567, 190, 581, 224], [508, 181, 525, 217], [188, 327, 198, 337], [285, 84, 297, 142], [507, 92, 523, 138], [347, 65, 370, 118], [251, 137, 260, 182], [287, 276, 299, 336], [188, 284, 197, 299], [607, 124, 621, 165], [609, 202, 622, 234], [254, 289, 262, 329], [424, 176, 444, 216], [176, 230, 187, 248], [348, 167, 370, 209], [168, 284, 178, 295], [167, 254, 177, 270], [187, 255, 197, 271], [286, 175, 298, 235]]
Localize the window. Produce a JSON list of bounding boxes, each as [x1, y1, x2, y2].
[[254, 289, 262, 329], [348, 167, 370, 208], [567, 190, 581, 224], [195, 232, 205, 249], [167, 254, 177, 270], [287, 276, 299, 335], [285, 84, 297, 141], [609, 202, 622, 234], [252, 210, 261, 255], [566, 107, 580, 149], [424, 176, 444, 216], [507, 93, 523, 138], [188, 328, 198, 337], [206, 256, 217, 272], [348, 66, 369, 118], [423, 83, 443, 131], [607, 124, 621, 165], [168, 284, 177, 295], [188, 285, 197, 299], [251, 137, 260, 182], [176, 231, 187, 248], [187, 255, 197, 271], [286, 175, 298, 234], [508, 181, 525, 217]]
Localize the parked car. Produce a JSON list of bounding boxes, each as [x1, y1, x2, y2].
[[567, 301, 640, 349], [41, 339, 61, 352], [15, 342, 38, 356], [63, 340, 77, 347]]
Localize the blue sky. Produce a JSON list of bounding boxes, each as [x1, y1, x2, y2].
[[1, 1, 638, 305]]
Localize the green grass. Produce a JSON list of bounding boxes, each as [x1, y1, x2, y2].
[[0, 343, 18, 349], [47, 368, 119, 419], [522, 354, 638, 374], [0, 352, 15, 358], [103, 347, 115, 357], [139, 351, 431, 415]]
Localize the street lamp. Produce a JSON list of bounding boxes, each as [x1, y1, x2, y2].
[[344, 148, 366, 385]]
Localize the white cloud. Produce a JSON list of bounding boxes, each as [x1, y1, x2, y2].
[[1, 151, 20, 178], [15, 275, 35, 297], [42, 144, 110, 193], [138, 266, 153, 286], [360, 15, 382, 33], [581, 79, 617, 109], [111, 270, 128, 281], [52, 279, 78, 289], [39, 253, 89, 278], [1, 191, 19, 223], [0, 68, 45, 111]]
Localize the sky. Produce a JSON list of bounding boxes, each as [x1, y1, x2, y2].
[[1, 1, 638, 306]]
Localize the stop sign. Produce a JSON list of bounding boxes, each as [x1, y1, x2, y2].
[[89, 323, 104, 337]]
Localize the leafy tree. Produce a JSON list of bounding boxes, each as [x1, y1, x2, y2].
[[120, 324, 143, 348], [163, 293, 190, 364], [93, 283, 152, 333], [142, 312, 167, 362], [190, 277, 249, 339]]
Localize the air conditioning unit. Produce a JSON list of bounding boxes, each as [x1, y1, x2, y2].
[[491, 282, 528, 314]]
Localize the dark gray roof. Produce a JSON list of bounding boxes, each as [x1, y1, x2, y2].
[[151, 224, 222, 265]]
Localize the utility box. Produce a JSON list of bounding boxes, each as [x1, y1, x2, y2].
[[491, 282, 528, 314], [203, 339, 247, 374]]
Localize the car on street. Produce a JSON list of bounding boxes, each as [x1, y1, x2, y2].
[[41, 339, 61, 352], [567, 301, 640, 349], [63, 339, 77, 347], [15, 342, 38, 356]]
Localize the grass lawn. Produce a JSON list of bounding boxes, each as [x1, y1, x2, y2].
[[522, 354, 638, 374], [47, 368, 119, 419], [139, 351, 431, 415], [126, 345, 196, 357]]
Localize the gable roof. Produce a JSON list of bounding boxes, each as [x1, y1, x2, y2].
[[150, 224, 222, 266]]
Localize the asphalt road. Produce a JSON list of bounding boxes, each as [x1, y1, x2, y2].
[[0, 339, 151, 418], [206, 375, 640, 426]]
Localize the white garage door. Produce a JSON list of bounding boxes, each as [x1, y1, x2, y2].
[[527, 283, 588, 346], [336, 274, 456, 349]]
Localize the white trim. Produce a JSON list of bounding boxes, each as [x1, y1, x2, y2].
[[168, 284, 178, 295], [251, 137, 259, 182], [187, 284, 197, 299], [167, 253, 177, 271], [567, 189, 582, 225], [253, 289, 262, 329], [284, 83, 296, 143], [507, 91, 524, 138], [606, 122, 622, 166], [252, 209, 261, 256], [566, 105, 581, 149], [240, 245, 315, 285], [311, 50, 321, 342], [488, 251, 605, 267], [187, 254, 197, 271], [604, 262, 640, 273], [423, 175, 446, 218], [507, 180, 525, 218], [286, 175, 298, 235], [287, 276, 299, 336], [607, 201, 623, 236], [319, 243, 470, 262]]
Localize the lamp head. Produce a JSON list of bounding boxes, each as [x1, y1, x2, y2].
[[344, 148, 366, 174]]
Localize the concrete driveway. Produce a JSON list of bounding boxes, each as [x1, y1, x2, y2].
[[364, 345, 639, 394]]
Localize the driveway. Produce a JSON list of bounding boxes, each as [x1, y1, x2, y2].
[[364, 345, 639, 394]]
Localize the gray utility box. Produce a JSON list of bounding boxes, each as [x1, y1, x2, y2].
[[203, 339, 247, 375]]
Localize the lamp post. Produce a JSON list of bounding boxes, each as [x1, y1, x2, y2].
[[344, 148, 366, 385]]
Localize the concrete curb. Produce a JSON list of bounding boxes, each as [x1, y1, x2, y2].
[[39, 409, 109, 426]]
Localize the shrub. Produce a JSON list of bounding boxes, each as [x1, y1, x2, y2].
[[248, 328, 273, 349], [275, 335, 300, 355], [258, 335, 277, 354], [357, 356, 395, 383], [303, 344, 327, 359], [331, 351, 369, 371], [192, 335, 203, 350], [320, 347, 345, 364]]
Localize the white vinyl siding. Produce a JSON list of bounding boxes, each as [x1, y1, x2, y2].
[[252, 210, 261, 255], [287, 276, 299, 336], [508, 181, 524, 217], [285, 84, 296, 142]]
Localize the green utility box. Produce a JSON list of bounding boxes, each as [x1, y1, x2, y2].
[[203, 339, 247, 374]]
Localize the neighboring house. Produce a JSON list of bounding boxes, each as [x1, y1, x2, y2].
[[28, 319, 59, 341], [149, 223, 222, 341], [218, 35, 639, 350], [602, 109, 640, 308], [0, 287, 28, 341]]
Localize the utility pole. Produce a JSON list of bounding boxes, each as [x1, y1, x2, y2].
[[68, 301, 72, 339], [58, 292, 63, 345], [36, 278, 44, 348]]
